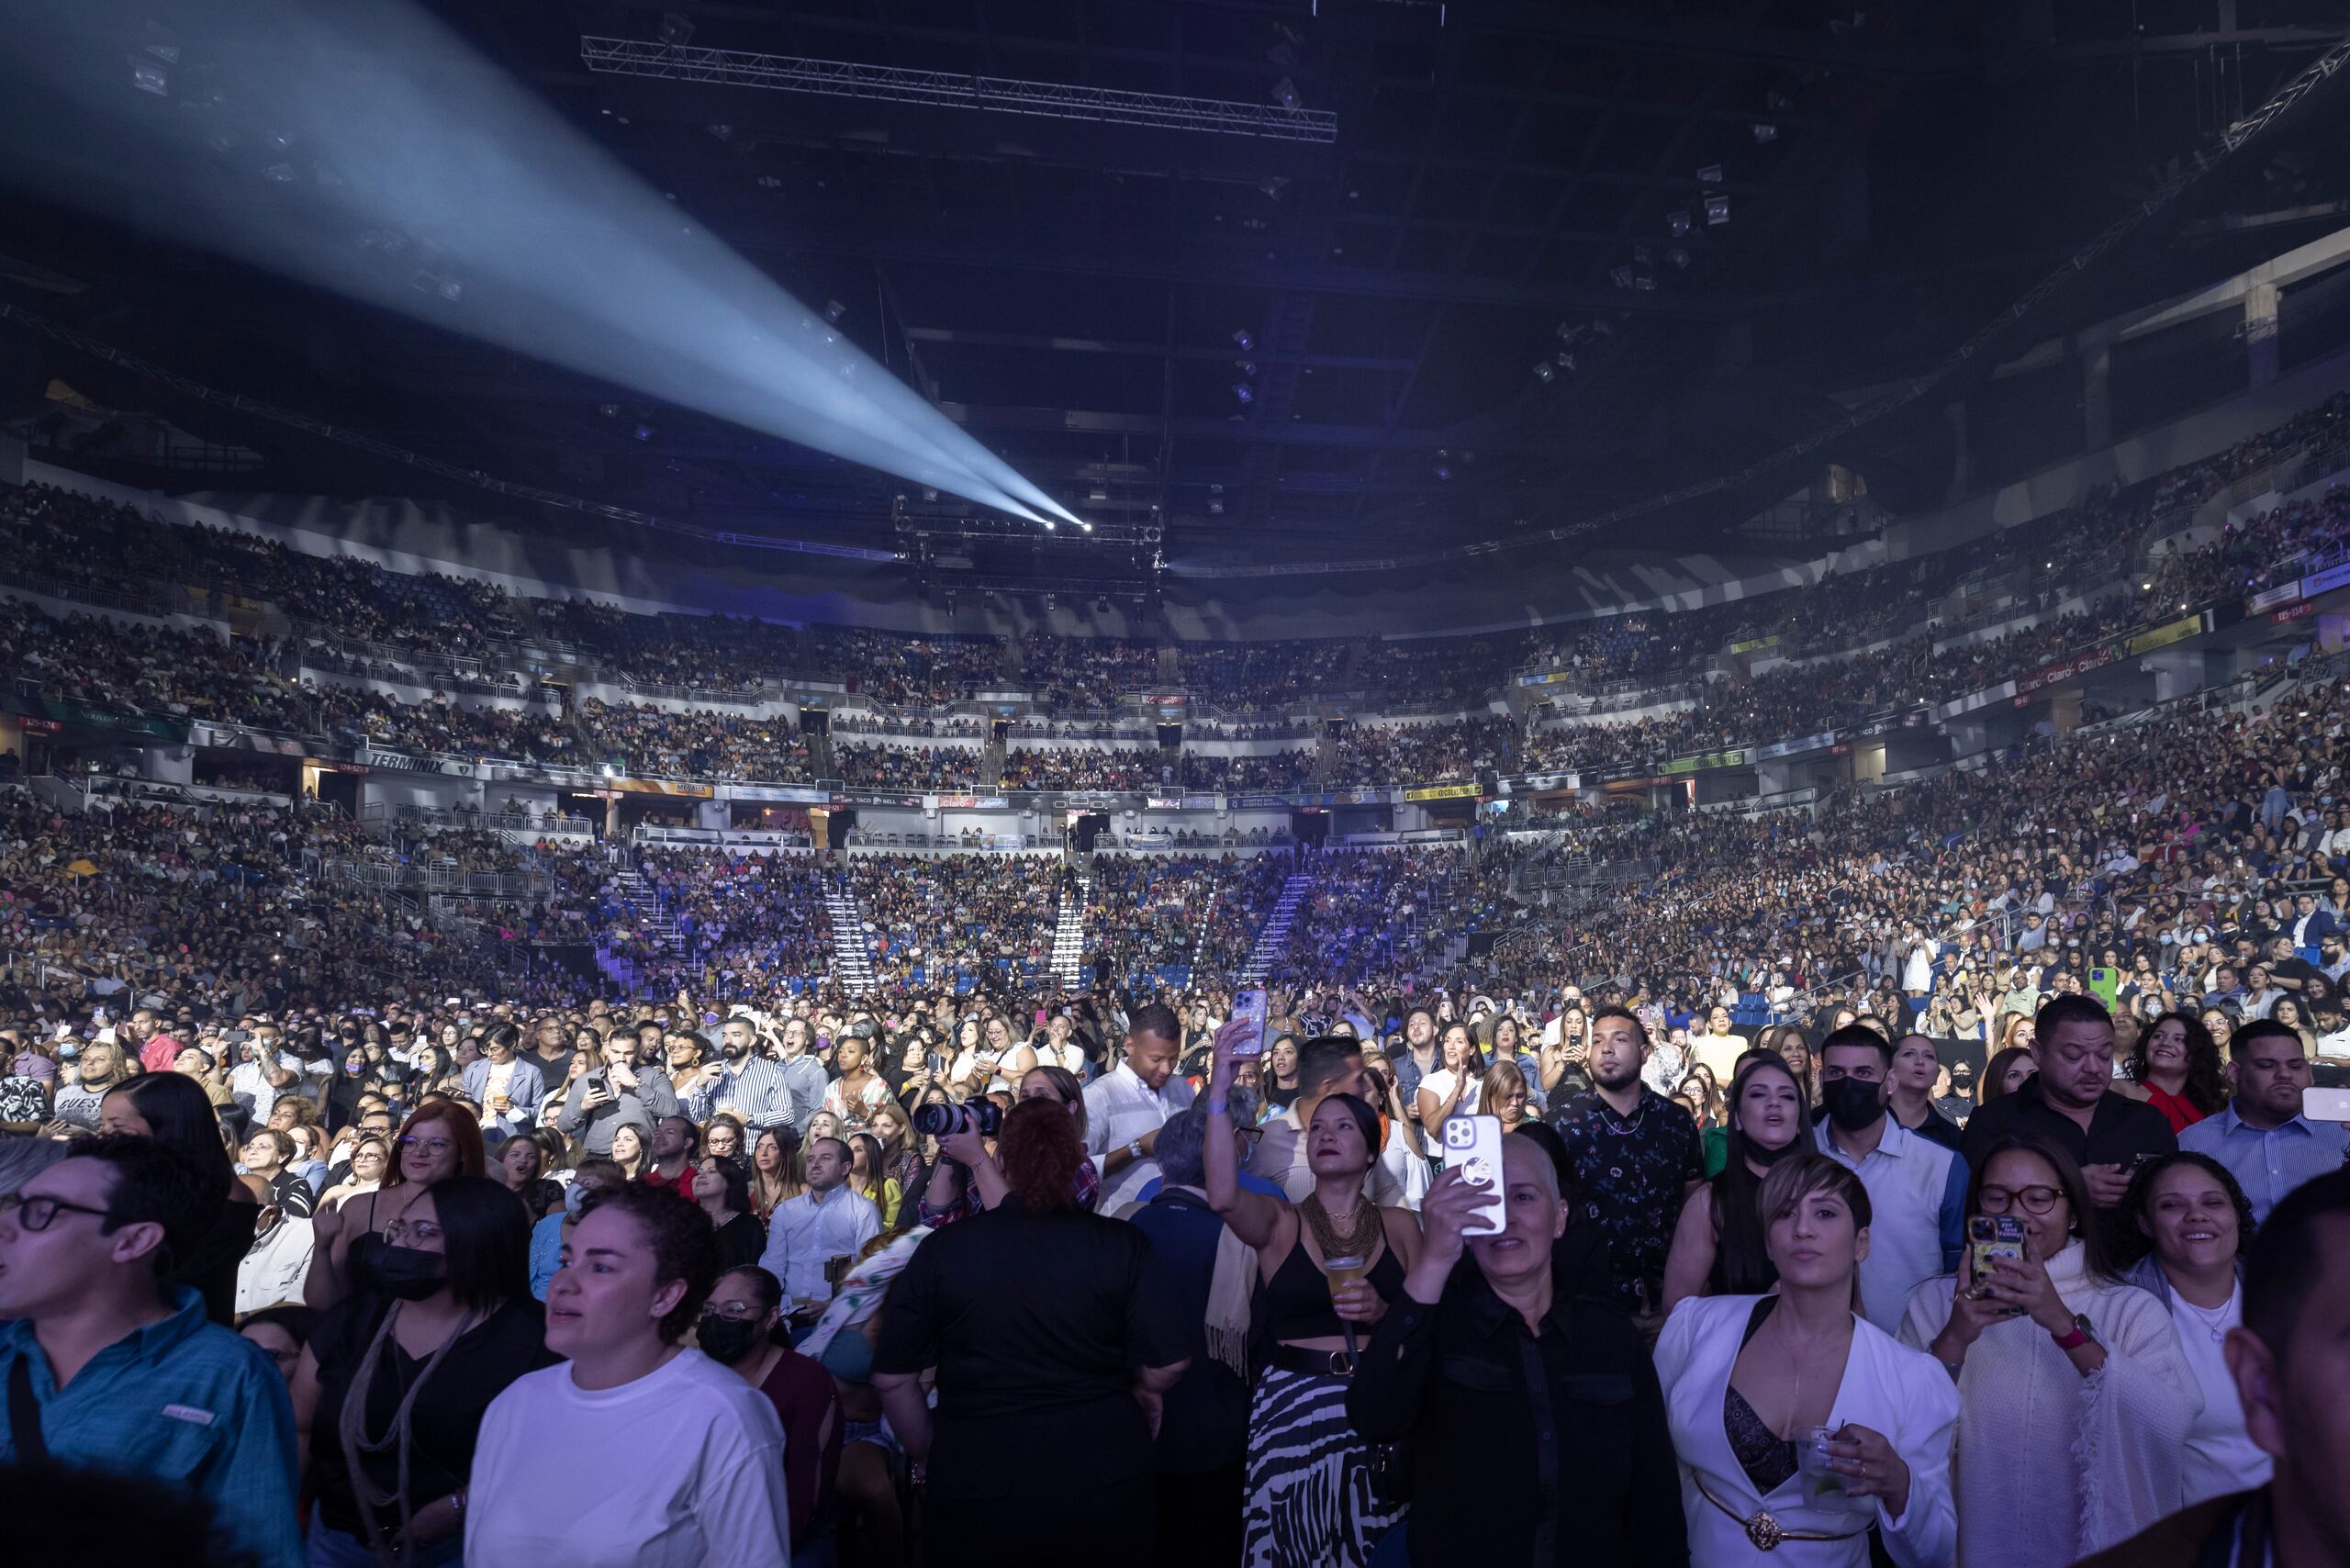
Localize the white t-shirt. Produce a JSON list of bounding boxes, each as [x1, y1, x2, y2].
[[466, 1349, 790, 1568], [2169, 1284, 2272, 1506], [1416, 1068, 1481, 1116]]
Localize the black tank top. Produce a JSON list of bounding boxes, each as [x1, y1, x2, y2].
[[1264, 1233, 1404, 1343]]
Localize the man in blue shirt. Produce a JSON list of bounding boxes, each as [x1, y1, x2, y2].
[[0, 1137, 298, 1568], [2181, 1020, 2350, 1224]]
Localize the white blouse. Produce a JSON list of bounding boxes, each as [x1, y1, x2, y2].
[[1656, 1294, 1959, 1568]]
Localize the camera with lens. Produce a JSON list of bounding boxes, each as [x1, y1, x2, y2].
[[912, 1100, 1002, 1138]]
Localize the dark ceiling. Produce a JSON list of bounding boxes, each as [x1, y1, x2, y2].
[[6, 0, 2350, 591]]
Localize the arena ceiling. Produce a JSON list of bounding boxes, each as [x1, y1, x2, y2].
[[6, 0, 2350, 589]]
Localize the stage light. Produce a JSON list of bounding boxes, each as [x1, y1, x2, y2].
[[1270, 77, 1300, 110], [1532, 361, 1554, 383], [1752, 123, 1778, 144], [823, 299, 847, 324], [632, 423, 654, 441], [1234, 383, 1254, 404], [1698, 163, 1724, 185], [1232, 330, 1253, 351], [1611, 264, 1635, 290], [1706, 195, 1731, 226], [4, 0, 1085, 531], [1208, 499, 1224, 514], [1668, 246, 1690, 269], [1080, 521, 1093, 532], [1668, 209, 1691, 238], [658, 12, 695, 47]]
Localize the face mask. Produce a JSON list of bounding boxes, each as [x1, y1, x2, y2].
[[696, 1314, 769, 1365], [1742, 1134, 1801, 1166], [373, 1245, 447, 1301], [1818, 1076, 1885, 1134]]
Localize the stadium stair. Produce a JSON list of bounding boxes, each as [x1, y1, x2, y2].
[[1237, 871, 1312, 986], [608, 866, 683, 953], [824, 879, 878, 995], [1049, 867, 1090, 988], [981, 734, 1006, 790]]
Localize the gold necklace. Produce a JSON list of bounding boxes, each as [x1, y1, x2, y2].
[[1301, 1191, 1382, 1261]]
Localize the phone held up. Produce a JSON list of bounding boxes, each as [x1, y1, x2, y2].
[[1441, 1114, 1507, 1237], [1227, 988, 1270, 1060], [1967, 1215, 2027, 1316]]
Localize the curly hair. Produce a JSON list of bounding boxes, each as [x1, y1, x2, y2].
[[590, 1182, 722, 1341], [997, 1096, 1085, 1214], [2124, 1011, 2229, 1115]]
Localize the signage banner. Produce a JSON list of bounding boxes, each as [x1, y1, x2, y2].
[[610, 778, 713, 799], [1728, 633, 1782, 656], [2272, 599, 2317, 625], [1751, 731, 1838, 761], [1661, 748, 1746, 776], [1181, 793, 1222, 811], [1500, 770, 1580, 794], [2302, 559, 2350, 599], [2246, 583, 2302, 614], [1236, 794, 1294, 810], [2017, 648, 2111, 695], [1403, 782, 1482, 802], [933, 794, 1008, 810], [847, 791, 925, 809], [1144, 796, 1183, 810], [1515, 669, 1574, 688], [725, 784, 831, 805], [2122, 611, 2208, 657]]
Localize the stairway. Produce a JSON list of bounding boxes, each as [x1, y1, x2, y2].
[[1310, 725, 1342, 786], [810, 725, 837, 780], [824, 874, 878, 995], [981, 734, 1006, 789], [1237, 871, 1313, 986], [1050, 867, 1091, 988], [607, 866, 683, 954]]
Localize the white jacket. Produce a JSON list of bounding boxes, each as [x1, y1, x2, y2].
[[1657, 1294, 1959, 1568]]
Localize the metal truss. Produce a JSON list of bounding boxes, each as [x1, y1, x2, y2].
[[579, 37, 1338, 144], [892, 500, 1161, 547]]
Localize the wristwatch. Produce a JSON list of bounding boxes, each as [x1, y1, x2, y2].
[[1126, 1137, 1143, 1161], [2051, 1312, 2098, 1352]]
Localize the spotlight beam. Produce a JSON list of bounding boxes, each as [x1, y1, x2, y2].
[[0, 0, 1084, 532]]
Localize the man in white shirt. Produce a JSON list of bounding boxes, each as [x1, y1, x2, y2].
[[1255, 1035, 1405, 1205], [757, 1137, 881, 1307], [1811, 1025, 1967, 1334], [235, 1207, 313, 1317], [227, 1033, 301, 1126], [1081, 1003, 1194, 1211]]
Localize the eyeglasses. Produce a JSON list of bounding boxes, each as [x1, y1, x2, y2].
[[0, 1193, 114, 1232], [1977, 1184, 2064, 1216], [701, 1300, 767, 1322], [381, 1216, 442, 1245], [397, 1136, 455, 1156]]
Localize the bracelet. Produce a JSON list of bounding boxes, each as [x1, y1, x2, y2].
[[451, 1490, 466, 1514]]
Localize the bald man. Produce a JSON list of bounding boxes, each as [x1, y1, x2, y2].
[[1348, 1136, 1686, 1567]]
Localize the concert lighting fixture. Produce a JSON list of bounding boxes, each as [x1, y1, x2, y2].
[[1697, 163, 1724, 185], [1668, 209, 1692, 238], [657, 12, 695, 47], [1532, 361, 1555, 383], [1234, 383, 1254, 404], [1232, 329, 1254, 351], [1706, 195, 1731, 226], [1752, 122, 1778, 143], [1270, 77, 1301, 110], [823, 299, 847, 323], [1610, 264, 1635, 290], [131, 61, 170, 96]]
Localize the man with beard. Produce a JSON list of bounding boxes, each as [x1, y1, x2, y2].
[[1810, 1024, 1968, 1333], [1550, 1006, 1704, 1324], [685, 1014, 794, 1133]]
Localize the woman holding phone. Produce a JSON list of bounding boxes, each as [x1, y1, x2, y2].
[[1657, 1153, 1958, 1566], [1897, 1136, 2199, 1568], [1205, 1018, 1419, 1567]]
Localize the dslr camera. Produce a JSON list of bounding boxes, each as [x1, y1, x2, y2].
[[912, 1100, 1002, 1138]]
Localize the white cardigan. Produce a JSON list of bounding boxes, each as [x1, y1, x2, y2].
[[1656, 1294, 1960, 1568], [1897, 1244, 2201, 1568]]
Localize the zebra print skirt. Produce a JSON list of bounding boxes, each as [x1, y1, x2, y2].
[[1242, 1365, 1404, 1568]]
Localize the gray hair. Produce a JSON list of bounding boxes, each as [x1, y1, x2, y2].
[[1156, 1087, 1259, 1190], [0, 1135, 71, 1198]]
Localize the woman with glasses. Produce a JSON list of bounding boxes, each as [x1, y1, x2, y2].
[[307, 1101, 486, 1312], [319, 1136, 392, 1211], [1897, 1135, 2199, 1568], [702, 1264, 842, 1561], [291, 1175, 553, 1567]]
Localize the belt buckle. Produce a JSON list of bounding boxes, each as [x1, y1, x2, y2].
[[1744, 1510, 1785, 1551], [1326, 1349, 1355, 1377]]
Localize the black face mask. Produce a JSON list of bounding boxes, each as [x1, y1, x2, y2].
[[373, 1245, 448, 1302], [696, 1314, 769, 1365], [1818, 1076, 1886, 1134], [1743, 1135, 1801, 1167]]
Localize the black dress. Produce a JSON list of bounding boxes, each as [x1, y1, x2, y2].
[[713, 1210, 767, 1271], [173, 1193, 259, 1327], [307, 1293, 557, 1546]]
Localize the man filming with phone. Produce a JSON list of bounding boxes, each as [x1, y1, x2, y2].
[[1348, 1138, 1687, 1566]]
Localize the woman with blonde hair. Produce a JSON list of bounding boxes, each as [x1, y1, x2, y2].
[[1478, 1058, 1532, 1134]]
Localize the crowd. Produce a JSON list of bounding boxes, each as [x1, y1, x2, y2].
[[1328, 717, 1517, 786], [1000, 746, 1164, 792], [829, 743, 979, 791], [851, 854, 1065, 990], [577, 700, 813, 783], [1179, 748, 1316, 792]]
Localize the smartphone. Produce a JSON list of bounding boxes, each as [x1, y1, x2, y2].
[[1228, 989, 1270, 1059], [1441, 1114, 1507, 1237], [2303, 1085, 2350, 1122], [1968, 1215, 2026, 1315]]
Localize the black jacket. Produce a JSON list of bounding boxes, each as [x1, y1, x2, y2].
[[1347, 1253, 1687, 1568]]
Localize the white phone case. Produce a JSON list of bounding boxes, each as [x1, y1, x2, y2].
[[1441, 1114, 1507, 1236]]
